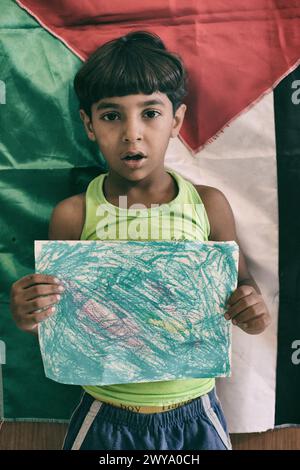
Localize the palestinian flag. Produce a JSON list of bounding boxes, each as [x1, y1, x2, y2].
[[0, 0, 299, 432]]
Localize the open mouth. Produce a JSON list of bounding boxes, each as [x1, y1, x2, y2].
[[121, 152, 146, 161]]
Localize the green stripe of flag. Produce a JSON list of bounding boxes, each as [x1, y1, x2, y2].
[[0, 0, 107, 420]]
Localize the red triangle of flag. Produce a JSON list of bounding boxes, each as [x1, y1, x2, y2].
[[16, 0, 300, 152]]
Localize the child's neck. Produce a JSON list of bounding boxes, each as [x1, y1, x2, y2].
[[103, 168, 178, 209]]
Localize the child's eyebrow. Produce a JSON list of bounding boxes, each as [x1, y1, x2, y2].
[[96, 99, 166, 111]]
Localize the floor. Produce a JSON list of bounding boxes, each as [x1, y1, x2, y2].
[[0, 423, 300, 450]]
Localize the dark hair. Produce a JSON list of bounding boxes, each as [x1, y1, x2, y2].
[[74, 31, 187, 117]]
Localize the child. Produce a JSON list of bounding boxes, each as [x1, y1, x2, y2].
[[10, 31, 271, 450]]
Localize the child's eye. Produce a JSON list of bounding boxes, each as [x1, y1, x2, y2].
[[101, 113, 118, 121], [145, 109, 160, 119]]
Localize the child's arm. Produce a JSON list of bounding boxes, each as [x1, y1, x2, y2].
[[195, 184, 271, 335], [10, 193, 85, 335]]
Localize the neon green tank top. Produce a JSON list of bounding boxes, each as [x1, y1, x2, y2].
[[81, 169, 215, 406]]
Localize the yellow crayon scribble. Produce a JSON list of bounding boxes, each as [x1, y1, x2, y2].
[[149, 318, 187, 335]]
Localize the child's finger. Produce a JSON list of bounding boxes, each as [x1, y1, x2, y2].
[[20, 305, 57, 331], [238, 314, 271, 334], [18, 273, 61, 289], [226, 286, 255, 308], [23, 283, 65, 301], [230, 306, 265, 325], [23, 294, 62, 314], [225, 298, 260, 321], [30, 305, 57, 325]]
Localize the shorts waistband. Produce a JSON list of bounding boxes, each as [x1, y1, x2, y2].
[[82, 387, 218, 429], [93, 397, 198, 414]]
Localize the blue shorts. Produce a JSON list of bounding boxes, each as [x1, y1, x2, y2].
[[62, 388, 232, 450]]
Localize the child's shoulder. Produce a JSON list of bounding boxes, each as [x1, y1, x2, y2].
[[48, 192, 86, 241], [192, 183, 226, 206], [192, 183, 235, 241]]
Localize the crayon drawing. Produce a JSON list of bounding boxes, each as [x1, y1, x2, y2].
[[35, 240, 239, 385]]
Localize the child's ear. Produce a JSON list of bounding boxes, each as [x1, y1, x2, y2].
[[79, 109, 96, 141], [171, 103, 187, 138]]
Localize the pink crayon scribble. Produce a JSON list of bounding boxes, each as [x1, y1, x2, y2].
[[83, 299, 140, 338]]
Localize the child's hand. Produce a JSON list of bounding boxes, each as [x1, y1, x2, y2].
[[10, 274, 64, 334], [224, 285, 271, 335]]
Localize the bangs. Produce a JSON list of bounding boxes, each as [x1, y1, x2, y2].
[[74, 31, 187, 115]]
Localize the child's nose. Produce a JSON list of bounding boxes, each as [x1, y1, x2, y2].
[[122, 120, 143, 142]]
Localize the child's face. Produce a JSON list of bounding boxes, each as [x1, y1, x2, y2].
[[80, 92, 186, 180]]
